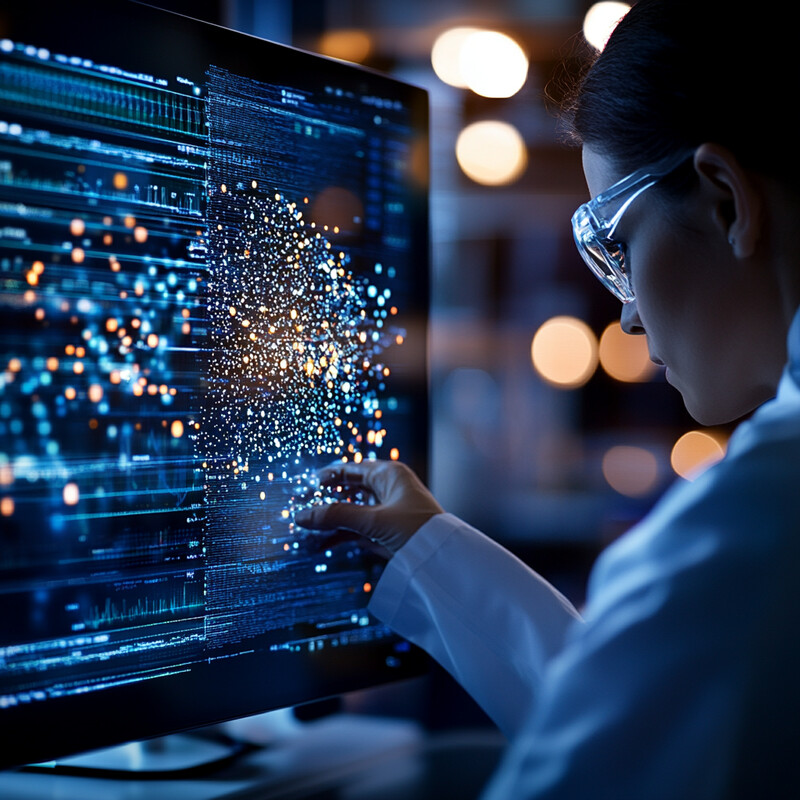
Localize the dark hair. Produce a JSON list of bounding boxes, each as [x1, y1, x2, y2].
[[565, 0, 794, 184]]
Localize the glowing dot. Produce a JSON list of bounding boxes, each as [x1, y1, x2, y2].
[[0, 497, 13, 516], [363, 582, 372, 593], [671, 430, 727, 481], [171, 420, 184, 438], [73, 361, 84, 375], [113, 172, 129, 190], [390, 448, 400, 461], [124, 215, 136, 229], [47, 357, 58, 371], [220, 184, 227, 193], [229, 306, 237, 316], [26, 271, 38, 285], [70, 218, 85, 236], [65, 386, 76, 400], [456, 121, 527, 186], [106, 318, 118, 332], [7, 358, 21, 372], [251, 180, 258, 189], [109, 258, 121, 272], [598, 321, 657, 383], [31, 260, 45, 275], [71, 247, 85, 264], [583, 2, 631, 51], [531, 316, 598, 389], [109, 370, 121, 384], [460, 31, 528, 98], [88, 384, 103, 403], [63, 482, 79, 505], [147, 333, 159, 348], [281, 509, 290, 519], [602, 445, 660, 497], [133, 226, 148, 243]]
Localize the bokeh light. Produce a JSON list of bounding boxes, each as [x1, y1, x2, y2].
[[431, 27, 479, 88], [460, 31, 528, 98], [602, 445, 660, 497], [317, 29, 372, 64], [455, 120, 527, 186], [598, 321, 657, 382], [531, 316, 598, 389], [671, 430, 727, 481], [583, 2, 631, 51]]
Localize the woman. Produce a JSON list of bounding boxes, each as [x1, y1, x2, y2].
[[298, 1, 800, 796]]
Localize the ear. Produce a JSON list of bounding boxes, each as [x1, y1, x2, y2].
[[693, 143, 762, 258]]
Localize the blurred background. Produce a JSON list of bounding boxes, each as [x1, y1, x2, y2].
[[150, 0, 734, 727]]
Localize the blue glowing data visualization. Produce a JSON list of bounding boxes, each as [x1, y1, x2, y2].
[[0, 5, 428, 713]]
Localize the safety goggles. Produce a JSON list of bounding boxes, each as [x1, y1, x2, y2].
[[571, 150, 694, 303]]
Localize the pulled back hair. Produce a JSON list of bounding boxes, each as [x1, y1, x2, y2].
[[566, 0, 795, 185]]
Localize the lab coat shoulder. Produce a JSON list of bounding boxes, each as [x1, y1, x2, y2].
[[486, 427, 800, 799]]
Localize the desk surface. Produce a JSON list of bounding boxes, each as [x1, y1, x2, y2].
[[0, 714, 505, 799]]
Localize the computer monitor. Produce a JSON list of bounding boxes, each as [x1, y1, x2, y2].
[[0, 0, 429, 769]]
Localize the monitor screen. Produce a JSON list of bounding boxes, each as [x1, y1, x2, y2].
[[0, 0, 429, 768]]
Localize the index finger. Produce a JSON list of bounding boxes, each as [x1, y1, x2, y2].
[[317, 459, 395, 500]]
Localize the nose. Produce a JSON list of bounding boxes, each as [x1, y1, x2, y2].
[[620, 300, 645, 335]]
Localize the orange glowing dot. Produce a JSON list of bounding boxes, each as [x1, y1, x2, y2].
[[113, 172, 129, 190], [283, 543, 290, 551], [132, 383, 144, 396], [63, 482, 80, 506], [106, 318, 118, 332], [131, 318, 141, 329], [390, 448, 400, 461], [134, 283, 144, 297], [32, 260, 45, 275], [159, 384, 168, 394], [88, 418, 99, 430], [182, 322, 191, 335], [70, 218, 86, 237], [124, 215, 136, 228], [35, 308, 45, 320], [363, 582, 372, 593], [88, 384, 103, 403], [47, 357, 59, 371], [65, 344, 75, 355], [103, 216, 113, 226], [26, 271, 39, 285], [75, 347, 85, 357], [0, 497, 13, 516], [170, 388, 177, 396], [103, 233, 113, 245], [171, 420, 184, 438], [181, 308, 191, 318], [147, 383, 158, 395], [73, 361, 84, 374], [390, 306, 398, 315], [220, 184, 227, 193], [71, 247, 85, 264], [147, 333, 159, 348], [24, 290, 35, 303], [7, 358, 21, 373], [109, 370, 121, 384], [109, 259, 121, 272], [65, 387, 77, 400], [133, 226, 148, 243]]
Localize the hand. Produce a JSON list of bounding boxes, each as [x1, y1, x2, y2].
[[294, 460, 443, 555]]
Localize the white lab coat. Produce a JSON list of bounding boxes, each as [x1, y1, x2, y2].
[[368, 308, 800, 798]]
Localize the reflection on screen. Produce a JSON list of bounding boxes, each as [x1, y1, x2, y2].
[[0, 20, 422, 710]]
